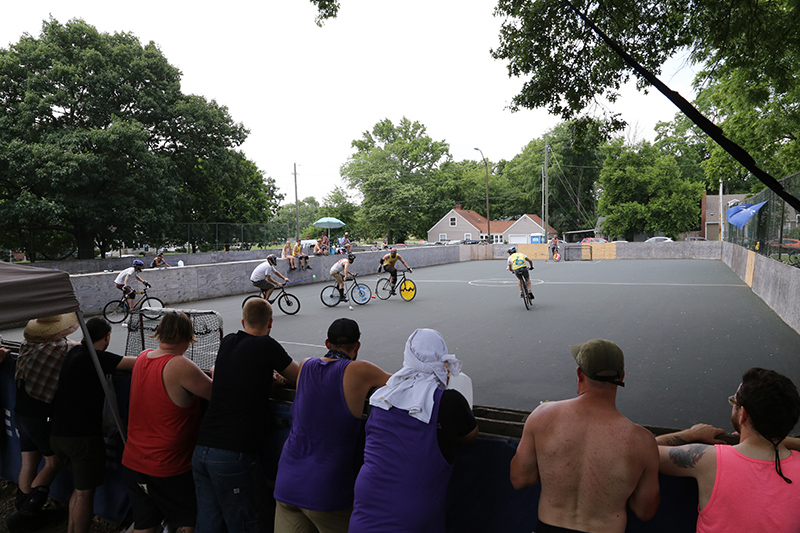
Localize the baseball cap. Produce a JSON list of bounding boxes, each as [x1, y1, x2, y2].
[[327, 318, 361, 345], [571, 338, 625, 387]]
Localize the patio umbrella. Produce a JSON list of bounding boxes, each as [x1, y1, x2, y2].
[[313, 217, 346, 242]]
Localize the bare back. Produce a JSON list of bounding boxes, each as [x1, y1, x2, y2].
[[515, 395, 659, 533]]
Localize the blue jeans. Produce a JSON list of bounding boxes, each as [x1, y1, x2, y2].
[[192, 445, 274, 533]]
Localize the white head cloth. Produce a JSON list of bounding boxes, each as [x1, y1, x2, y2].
[[369, 328, 462, 424]]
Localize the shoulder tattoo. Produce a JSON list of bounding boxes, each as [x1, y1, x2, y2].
[[669, 444, 708, 469]]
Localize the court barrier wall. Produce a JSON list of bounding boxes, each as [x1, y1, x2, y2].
[[24, 240, 800, 335]]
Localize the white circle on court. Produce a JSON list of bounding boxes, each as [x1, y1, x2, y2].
[[468, 278, 545, 287]]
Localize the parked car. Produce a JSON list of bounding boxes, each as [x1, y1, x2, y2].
[[685, 237, 708, 242], [645, 236, 674, 243], [462, 239, 481, 245], [445, 240, 463, 245], [768, 238, 800, 250], [580, 237, 609, 244]]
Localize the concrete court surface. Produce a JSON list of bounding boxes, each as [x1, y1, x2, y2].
[[3, 258, 799, 433]]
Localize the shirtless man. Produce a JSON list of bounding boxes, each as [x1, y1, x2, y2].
[[510, 339, 660, 533]]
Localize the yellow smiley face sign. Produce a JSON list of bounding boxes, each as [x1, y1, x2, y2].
[[399, 279, 417, 301]]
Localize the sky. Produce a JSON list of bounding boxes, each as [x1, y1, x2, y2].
[[2, 0, 697, 206]]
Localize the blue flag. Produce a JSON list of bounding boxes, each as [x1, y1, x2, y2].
[[726, 201, 768, 230]]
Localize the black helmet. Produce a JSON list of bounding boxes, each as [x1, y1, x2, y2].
[[267, 254, 277, 266], [508, 247, 517, 254], [347, 253, 356, 262]]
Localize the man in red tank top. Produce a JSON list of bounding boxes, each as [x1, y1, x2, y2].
[[122, 311, 212, 533]]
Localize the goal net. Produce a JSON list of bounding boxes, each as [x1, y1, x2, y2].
[[564, 244, 593, 261], [124, 308, 223, 371]]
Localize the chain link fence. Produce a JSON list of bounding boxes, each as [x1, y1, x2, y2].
[[726, 172, 800, 268]]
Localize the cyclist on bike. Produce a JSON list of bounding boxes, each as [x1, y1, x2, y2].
[[330, 253, 355, 302], [114, 259, 150, 307], [377, 248, 412, 295], [250, 254, 289, 300], [507, 247, 534, 300]]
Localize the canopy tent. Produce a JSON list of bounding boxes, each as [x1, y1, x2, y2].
[[0, 261, 126, 440], [0, 262, 79, 327]]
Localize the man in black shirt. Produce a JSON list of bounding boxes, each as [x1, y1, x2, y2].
[[49, 317, 135, 533], [192, 298, 300, 532]]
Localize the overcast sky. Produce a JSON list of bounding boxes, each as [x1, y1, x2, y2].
[[3, 0, 697, 206]]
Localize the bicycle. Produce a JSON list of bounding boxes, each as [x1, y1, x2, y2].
[[375, 269, 416, 301], [512, 270, 533, 311], [320, 273, 372, 307], [241, 284, 301, 315], [103, 285, 165, 323]]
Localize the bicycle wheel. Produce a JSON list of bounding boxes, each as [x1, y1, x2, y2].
[[523, 291, 531, 310], [320, 285, 342, 307], [375, 277, 393, 300], [277, 293, 301, 315], [103, 300, 128, 324], [399, 279, 417, 301], [242, 294, 261, 308], [140, 297, 164, 320], [350, 283, 372, 305]]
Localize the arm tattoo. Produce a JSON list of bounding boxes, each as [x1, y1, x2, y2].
[[663, 434, 688, 446], [669, 444, 708, 469]]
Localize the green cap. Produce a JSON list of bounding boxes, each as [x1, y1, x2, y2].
[[571, 339, 625, 387]]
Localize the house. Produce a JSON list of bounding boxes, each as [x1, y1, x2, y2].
[[427, 205, 557, 244], [702, 192, 747, 240]]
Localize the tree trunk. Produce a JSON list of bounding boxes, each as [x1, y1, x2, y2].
[[76, 224, 95, 260]]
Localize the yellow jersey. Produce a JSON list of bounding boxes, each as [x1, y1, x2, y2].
[[508, 252, 529, 271]]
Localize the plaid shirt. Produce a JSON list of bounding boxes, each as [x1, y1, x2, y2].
[[15, 338, 76, 404]]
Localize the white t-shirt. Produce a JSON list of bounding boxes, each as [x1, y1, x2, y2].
[[250, 261, 276, 282], [330, 258, 349, 274], [114, 267, 136, 285]]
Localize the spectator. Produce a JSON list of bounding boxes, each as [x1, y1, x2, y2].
[[292, 241, 310, 270], [151, 253, 170, 269], [281, 240, 296, 270], [12, 313, 79, 517], [274, 318, 390, 532], [349, 329, 478, 532], [313, 239, 324, 256], [49, 317, 136, 533], [509, 339, 660, 533], [321, 232, 329, 255], [339, 232, 352, 254], [657, 368, 800, 532], [121, 311, 212, 533], [193, 298, 299, 532], [0, 346, 9, 364]]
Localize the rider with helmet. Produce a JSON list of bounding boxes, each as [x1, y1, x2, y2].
[[114, 259, 150, 306], [377, 247, 412, 295], [250, 254, 289, 300], [330, 253, 356, 302], [507, 247, 534, 300]]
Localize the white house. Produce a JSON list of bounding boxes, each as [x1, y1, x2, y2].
[[427, 206, 556, 244]]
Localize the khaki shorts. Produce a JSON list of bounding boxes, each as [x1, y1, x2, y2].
[[331, 272, 345, 285], [274, 501, 352, 533]]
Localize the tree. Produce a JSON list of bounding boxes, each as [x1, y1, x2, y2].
[[341, 117, 450, 243], [598, 140, 703, 239], [320, 186, 360, 240], [273, 197, 322, 243], [0, 18, 267, 259]]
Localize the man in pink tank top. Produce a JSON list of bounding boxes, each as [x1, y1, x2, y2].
[[657, 368, 800, 533]]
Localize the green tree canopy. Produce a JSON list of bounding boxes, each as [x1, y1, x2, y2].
[[598, 140, 703, 239], [0, 18, 277, 259], [341, 117, 450, 243]]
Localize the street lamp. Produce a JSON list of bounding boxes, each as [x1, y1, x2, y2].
[[474, 148, 491, 244]]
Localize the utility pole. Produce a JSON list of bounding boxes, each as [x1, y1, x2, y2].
[[294, 163, 300, 242], [543, 135, 549, 241]]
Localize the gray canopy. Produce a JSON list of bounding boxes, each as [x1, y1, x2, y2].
[[0, 262, 80, 328]]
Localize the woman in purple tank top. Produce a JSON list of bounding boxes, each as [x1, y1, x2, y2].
[[349, 329, 478, 532]]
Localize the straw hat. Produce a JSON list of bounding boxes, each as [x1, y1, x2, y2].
[[23, 313, 79, 343]]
